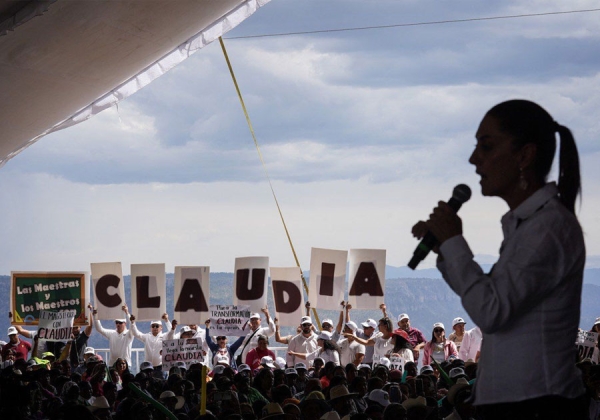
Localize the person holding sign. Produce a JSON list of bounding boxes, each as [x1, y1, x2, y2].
[[204, 319, 245, 369], [345, 304, 380, 366], [412, 100, 586, 417], [239, 307, 275, 364], [91, 304, 134, 366], [129, 312, 170, 369], [67, 305, 94, 368], [335, 302, 365, 368]]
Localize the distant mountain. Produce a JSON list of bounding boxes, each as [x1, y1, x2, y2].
[[1, 266, 599, 350]]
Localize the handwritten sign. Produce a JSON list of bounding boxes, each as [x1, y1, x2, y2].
[[38, 310, 76, 342], [162, 338, 205, 370], [209, 304, 251, 336]]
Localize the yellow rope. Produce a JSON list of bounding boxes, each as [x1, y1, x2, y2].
[[218, 37, 321, 327]]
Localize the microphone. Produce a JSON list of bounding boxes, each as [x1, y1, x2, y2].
[[408, 184, 472, 270]]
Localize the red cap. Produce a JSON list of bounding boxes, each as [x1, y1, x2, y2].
[[392, 328, 409, 341]]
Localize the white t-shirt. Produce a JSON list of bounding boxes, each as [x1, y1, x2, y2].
[[338, 338, 366, 367], [372, 335, 392, 366], [94, 319, 134, 366], [287, 333, 318, 367]]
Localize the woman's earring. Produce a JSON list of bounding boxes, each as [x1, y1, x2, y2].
[[519, 167, 529, 191]]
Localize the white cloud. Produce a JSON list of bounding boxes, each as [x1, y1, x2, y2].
[[1, 168, 598, 275], [2, 0, 600, 274]]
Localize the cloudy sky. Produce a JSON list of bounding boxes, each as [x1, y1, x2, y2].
[[1, 0, 599, 275]]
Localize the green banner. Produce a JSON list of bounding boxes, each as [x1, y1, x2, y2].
[[11, 272, 88, 326]]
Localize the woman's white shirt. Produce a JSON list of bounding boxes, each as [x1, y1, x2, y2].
[[437, 183, 585, 404]]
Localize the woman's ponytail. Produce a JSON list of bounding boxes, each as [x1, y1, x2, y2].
[[556, 123, 581, 214]]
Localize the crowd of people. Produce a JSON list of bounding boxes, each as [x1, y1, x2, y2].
[[0, 99, 595, 419], [0, 300, 599, 420]]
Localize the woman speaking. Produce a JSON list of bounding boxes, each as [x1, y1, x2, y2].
[[413, 100, 586, 419]]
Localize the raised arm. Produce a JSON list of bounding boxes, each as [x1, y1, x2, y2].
[[274, 317, 290, 345], [165, 319, 178, 340], [335, 301, 346, 334], [15, 324, 34, 339], [122, 305, 133, 330], [262, 306, 275, 336], [345, 304, 353, 323], [204, 320, 218, 352], [128, 312, 145, 341], [161, 313, 170, 330], [92, 307, 110, 338], [83, 304, 93, 337]]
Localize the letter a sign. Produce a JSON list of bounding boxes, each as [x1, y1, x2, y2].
[[347, 249, 386, 309]]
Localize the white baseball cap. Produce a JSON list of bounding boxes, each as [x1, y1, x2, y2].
[[361, 319, 377, 329], [398, 313, 410, 322], [378, 357, 391, 368], [317, 331, 332, 341], [261, 356, 275, 368], [7, 326, 18, 336], [140, 361, 153, 371], [368, 389, 390, 407], [84, 347, 95, 355], [344, 321, 358, 332], [433, 322, 445, 330], [322, 319, 334, 327], [300, 316, 312, 325], [250, 313, 261, 319], [452, 317, 466, 327], [275, 357, 287, 369]]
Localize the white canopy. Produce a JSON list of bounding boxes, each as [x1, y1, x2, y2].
[[0, 0, 270, 166]]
